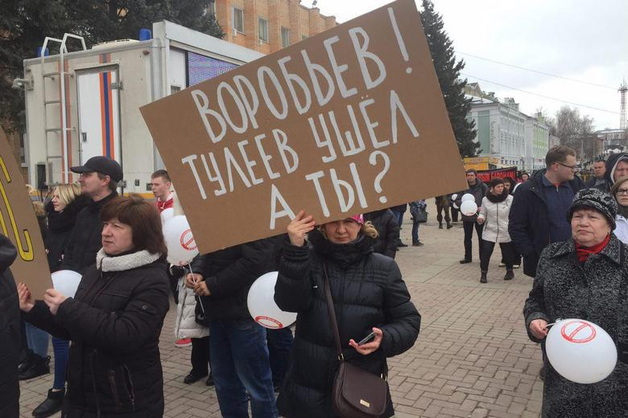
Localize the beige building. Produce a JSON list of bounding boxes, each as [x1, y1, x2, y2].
[[212, 0, 337, 54]]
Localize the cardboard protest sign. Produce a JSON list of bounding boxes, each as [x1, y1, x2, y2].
[[141, 0, 467, 253], [0, 127, 51, 296]]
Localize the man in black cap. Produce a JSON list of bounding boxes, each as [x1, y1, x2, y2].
[[60, 156, 122, 273]]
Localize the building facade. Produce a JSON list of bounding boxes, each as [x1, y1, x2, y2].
[[466, 83, 549, 171], [597, 128, 628, 153], [213, 0, 337, 55]]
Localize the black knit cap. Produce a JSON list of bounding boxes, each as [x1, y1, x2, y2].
[[567, 188, 617, 230]]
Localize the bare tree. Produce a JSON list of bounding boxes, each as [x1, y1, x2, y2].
[[552, 106, 595, 162]]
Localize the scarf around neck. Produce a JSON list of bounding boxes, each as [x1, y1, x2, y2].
[[575, 234, 611, 263]]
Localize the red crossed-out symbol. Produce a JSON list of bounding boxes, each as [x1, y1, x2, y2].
[[180, 229, 197, 251], [255, 316, 283, 329], [560, 320, 596, 344]]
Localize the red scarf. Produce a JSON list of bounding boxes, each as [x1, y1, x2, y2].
[[575, 235, 611, 262]]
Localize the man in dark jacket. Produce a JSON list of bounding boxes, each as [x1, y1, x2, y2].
[[508, 146, 584, 278], [458, 169, 488, 264], [0, 235, 19, 418], [61, 156, 122, 273], [600, 152, 628, 193], [188, 239, 278, 417], [364, 209, 400, 258], [584, 158, 606, 189]]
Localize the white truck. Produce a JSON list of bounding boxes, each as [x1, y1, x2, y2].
[[20, 20, 262, 195]]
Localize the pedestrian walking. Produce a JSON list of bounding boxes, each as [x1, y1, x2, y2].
[[458, 169, 488, 264], [274, 212, 420, 418], [435, 195, 452, 229], [523, 188, 628, 417], [476, 178, 515, 283], [19, 195, 170, 417], [390, 204, 408, 247], [409, 199, 426, 246]]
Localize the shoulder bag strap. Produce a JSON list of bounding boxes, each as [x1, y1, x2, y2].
[[322, 263, 344, 361]]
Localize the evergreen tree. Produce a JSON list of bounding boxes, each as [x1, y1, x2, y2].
[[0, 0, 224, 132], [420, 0, 478, 157]]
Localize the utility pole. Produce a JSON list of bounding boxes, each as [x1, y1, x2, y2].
[[620, 80, 627, 130]]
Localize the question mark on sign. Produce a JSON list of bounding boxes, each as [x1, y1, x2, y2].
[[369, 151, 390, 204]]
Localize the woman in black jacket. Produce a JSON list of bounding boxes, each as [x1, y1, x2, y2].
[[18, 195, 170, 417], [31, 184, 89, 417], [275, 211, 421, 418]]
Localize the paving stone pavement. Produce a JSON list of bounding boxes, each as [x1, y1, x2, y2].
[[18, 200, 544, 417]]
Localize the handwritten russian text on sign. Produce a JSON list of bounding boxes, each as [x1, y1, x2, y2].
[[141, 0, 467, 253], [0, 127, 51, 296]]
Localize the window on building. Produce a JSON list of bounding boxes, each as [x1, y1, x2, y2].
[[281, 27, 290, 47], [258, 18, 269, 42], [233, 7, 244, 33]]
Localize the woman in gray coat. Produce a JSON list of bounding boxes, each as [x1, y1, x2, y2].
[[523, 188, 628, 417]]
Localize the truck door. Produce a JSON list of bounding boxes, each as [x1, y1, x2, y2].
[[76, 67, 121, 169]]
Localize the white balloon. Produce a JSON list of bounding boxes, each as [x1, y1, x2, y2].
[[163, 216, 199, 266], [450, 194, 458, 201], [51, 270, 82, 298], [247, 271, 297, 329], [461, 193, 475, 202], [546, 319, 617, 384], [460, 200, 478, 216], [160, 208, 174, 225], [453, 203, 459, 210]]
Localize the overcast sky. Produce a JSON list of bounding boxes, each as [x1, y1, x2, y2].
[[315, 0, 628, 131]]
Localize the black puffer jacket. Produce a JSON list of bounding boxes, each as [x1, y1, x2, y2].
[[191, 238, 273, 320], [364, 209, 399, 258], [46, 195, 90, 272], [0, 235, 19, 418], [275, 229, 421, 418], [523, 236, 628, 417], [25, 249, 170, 417], [61, 192, 117, 273]]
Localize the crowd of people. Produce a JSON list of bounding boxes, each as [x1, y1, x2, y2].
[[0, 155, 423, 418], [3, 145, 628, 417]]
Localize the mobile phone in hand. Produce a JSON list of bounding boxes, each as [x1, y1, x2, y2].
[[358, 331, 376, 345]]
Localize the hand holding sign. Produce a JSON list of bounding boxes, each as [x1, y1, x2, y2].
[[546, 319, 617, 384], [287, 210, 316, 247]]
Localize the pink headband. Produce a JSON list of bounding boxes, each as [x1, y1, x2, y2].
[[348, 214, 364, 225]]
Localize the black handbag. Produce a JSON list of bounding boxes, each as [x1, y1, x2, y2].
[[322, 264, 388, 418]]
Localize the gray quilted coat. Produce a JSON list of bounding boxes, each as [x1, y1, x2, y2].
[[523, 235, 628, 417]]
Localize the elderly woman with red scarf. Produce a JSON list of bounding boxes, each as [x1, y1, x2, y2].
[[523, 188, 628, 417]]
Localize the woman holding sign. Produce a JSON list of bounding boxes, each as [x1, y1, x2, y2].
[[18, 195, 170, 417], [524, 188, 628, 417], [275, 212, 420, 418]]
